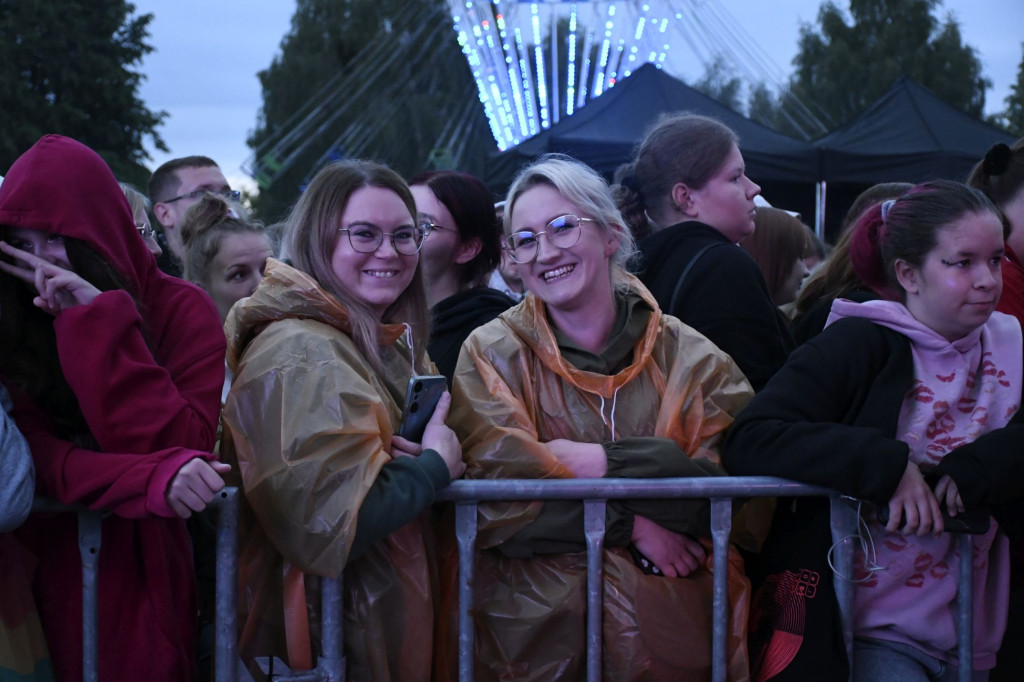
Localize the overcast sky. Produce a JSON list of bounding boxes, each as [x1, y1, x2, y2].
[[131, 0, 1023, 192]]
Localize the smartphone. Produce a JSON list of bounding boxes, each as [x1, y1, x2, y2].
[[397, 375, 447, 443]]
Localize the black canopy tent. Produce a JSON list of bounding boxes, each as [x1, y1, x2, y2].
[[812, 77, 1016, 236], [815, 76, 1015, 184], [484, 63, 821, 220]]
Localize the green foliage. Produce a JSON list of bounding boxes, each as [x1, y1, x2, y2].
[[692, 56, 744, 112], [791, 0, 989, 128], [247, 0, 492, 222], [0, 0, 166, 186], [991, 43, 1024, 137]]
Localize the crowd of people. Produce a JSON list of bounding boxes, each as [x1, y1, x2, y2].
[[1, 115, 1023, 682]]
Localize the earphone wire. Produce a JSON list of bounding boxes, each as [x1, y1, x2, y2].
[[828, 498, 887, 582]]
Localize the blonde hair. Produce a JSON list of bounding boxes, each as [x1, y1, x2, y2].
[[505, 154, 637, 293], [285, 160, 429, 374], [118, 182, 151, 219], [179, 194, 270, 286]]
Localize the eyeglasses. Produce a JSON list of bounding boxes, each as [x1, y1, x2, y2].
[[418, 221, 457, 236], [160, 188, 241, 204], [339, 224, 425, 255], [136, 223, 155, 239], [504, 214, 595, 264]]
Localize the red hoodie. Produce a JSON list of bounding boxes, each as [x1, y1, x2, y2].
[[0, 135, 226, 680]]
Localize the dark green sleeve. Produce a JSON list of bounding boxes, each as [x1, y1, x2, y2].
[[605, 436, 725, 538], [496, 437, 725, 558], [349, 449, 451, 561]]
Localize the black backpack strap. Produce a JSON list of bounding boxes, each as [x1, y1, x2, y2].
[[668, 242, 725, 313]]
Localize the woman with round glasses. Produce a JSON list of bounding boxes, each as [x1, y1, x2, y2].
[[408, 170, 515, 383], [220, 160, 464, 680], [446, 155, 756, 680]]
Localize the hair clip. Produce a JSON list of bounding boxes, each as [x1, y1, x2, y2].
[[880, 199, 895, 223], [982, 143, 1012, 177]]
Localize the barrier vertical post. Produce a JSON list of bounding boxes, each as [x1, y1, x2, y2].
[[78, 511, 102, 682], [319, 576, 345, 681], [829, 496, 858, 680], [583, 500, 606, 682], [455, 502, 478, 682], [957, 534, 974, 682], [213, 488, 239, 682], [710, 499, 732, 682]]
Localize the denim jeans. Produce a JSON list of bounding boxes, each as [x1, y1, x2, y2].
[[853, 637, 988, 682]]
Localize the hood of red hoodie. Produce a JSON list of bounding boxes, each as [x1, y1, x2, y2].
[[0, 134, 156, 297]]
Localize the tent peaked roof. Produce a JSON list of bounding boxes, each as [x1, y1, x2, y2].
[[815, 76, 1015, 183], [486, 63, 819, 188]]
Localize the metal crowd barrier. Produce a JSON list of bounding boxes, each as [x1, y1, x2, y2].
[[33, 479, 978, 682]]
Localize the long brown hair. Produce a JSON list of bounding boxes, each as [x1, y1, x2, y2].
[[285, 160, 429, 375]]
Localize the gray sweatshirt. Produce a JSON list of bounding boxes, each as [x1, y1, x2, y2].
[[1, 383, 34, 532]]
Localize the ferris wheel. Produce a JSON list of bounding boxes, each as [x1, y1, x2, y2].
[[243, 1, 822, 189], [447, 0, 822, 151]]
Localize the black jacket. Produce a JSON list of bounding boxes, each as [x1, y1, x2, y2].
[[429, 286, 516, 384], [725, 315, 1024, 525], [637, 221, 793, 391]]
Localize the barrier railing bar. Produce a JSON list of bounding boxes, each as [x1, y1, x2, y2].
[[710, 498, 732, 682], [77, 511, 102, 682], [436, 476, 837, 502], [583, 499, 606, 682], [957, 534, 974, 682], [455, 501, 478, 682]]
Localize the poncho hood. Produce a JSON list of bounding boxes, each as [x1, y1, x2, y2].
[[499, 274, 664, 396], [224, 258, 410, 371]]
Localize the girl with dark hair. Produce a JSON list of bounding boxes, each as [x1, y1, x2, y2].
[[408, 170, 515, 382], [220, 160, 464, 680], [0, 135, 229, 681], [724, 180, 1024, 681], [615, 113, 793, 390]]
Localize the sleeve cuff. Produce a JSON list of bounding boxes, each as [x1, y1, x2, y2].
[[418, 449, 453, 491]]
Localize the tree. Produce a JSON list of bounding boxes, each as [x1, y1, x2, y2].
[[692, 56, 744, 112], [993, 43, 1024, 137], [0, 1, 166, 187], [247, 0, 492, 222], [790, 0, 989, 129]]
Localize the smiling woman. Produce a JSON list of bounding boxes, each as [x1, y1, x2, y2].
[[219, 159, 465, 680], [445, 155, 759, 681]]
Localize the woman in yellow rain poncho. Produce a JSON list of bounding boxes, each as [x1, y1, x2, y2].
[[447, 155, 757, 681], [220, 160, 464, 681]]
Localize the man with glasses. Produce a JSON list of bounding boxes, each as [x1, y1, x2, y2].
[[148, 156, 241, 274]]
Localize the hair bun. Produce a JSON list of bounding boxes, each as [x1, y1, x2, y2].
[[983, 143, 1012, 177]]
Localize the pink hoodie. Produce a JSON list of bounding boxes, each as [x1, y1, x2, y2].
[[827, 299, 1021, 669]]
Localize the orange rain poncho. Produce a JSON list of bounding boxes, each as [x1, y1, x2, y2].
[[447, 276, 757, 681], [221, 259, 439, 681]]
